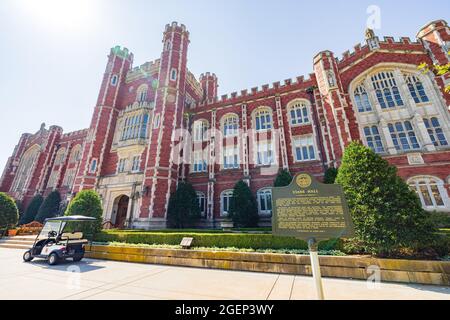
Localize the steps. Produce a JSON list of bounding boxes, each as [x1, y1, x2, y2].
[[0, 236, 35, 250]]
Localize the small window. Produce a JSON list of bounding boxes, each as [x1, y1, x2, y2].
[[170, 69, 177, 81], [111, 75, 118, 86], [405, 74, 429, 104], [363, 126, 385, 153], [90, 159, 97, 174], [254, 109, 273, 131], [409, 177, 448, 210], [220, 190, 234, 216], [388, 121, 420, 151], [222, 115, 239, 137], [154, 114, 161, 129], [289, 101, 310, 126], [196, 192, 206, 218], [131, 156, 140, 172], [118, 159, 127, 173], [293, 135, 316, 162], [223, 146, 239, 170], [354, 85, 372, 112], [256, 141, 275, 166], [257, 189, 273, 216], [424, 118, 448, 147]]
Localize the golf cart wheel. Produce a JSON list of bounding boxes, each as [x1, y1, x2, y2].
[[48, 253, 59, 266], [23, 250, 33, 262], [73, 254, 84, 262]]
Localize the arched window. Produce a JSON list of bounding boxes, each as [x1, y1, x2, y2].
[[136, 84, 148, 102], [193, 120, 209, 142], [13, 145, 40, 192], [254, 109, 273, 131], [54, 148, 66, 166], [405, 74, 429, 104], [69, 145, 82, 163], [220, 190, 234, 217], [196, 192, 206, 217], [47, 171, 59, 189], [222, 114, 239, 137], [371, 71, 404, 109], [363, 126, 385, 153], [63, 168, 76, 187], [388, 121, 420, 151], [423, 117, 448, 147], [354, 85, 372, 112], [408, 176, 448, 210], [257, 188, 272, 216], [289, 101, 310, 126], [111, 74, 118, 86]]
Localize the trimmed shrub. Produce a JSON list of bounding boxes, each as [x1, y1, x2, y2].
[[229, 181, 259, 228], [94, 231, 341, 251], [35, 191, 61, 223], [0, 192, 19, 228], [335, 142, 437, 256], [15, 200, 24, 222], [20, 195, 43, 225], [324, 167, 338, 184], [428, 211, 450, 229], [274, 170, 293, 187], [167, 182, 201, 229], [65, 190, 103, 236]]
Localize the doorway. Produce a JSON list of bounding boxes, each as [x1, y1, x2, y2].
[[114, 195, 130, 229]]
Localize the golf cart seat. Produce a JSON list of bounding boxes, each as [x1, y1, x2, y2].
[[59, 232, 89, 245]]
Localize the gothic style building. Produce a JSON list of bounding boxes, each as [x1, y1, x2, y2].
[[1, 20, 449, 229]]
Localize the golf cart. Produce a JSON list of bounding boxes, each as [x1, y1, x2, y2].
[[23, 216, 96, 265]]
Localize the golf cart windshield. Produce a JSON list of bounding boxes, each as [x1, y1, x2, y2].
[[37, 221, 66, 240]]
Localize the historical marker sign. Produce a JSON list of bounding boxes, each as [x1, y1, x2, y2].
[[272, 173, 354, 241]]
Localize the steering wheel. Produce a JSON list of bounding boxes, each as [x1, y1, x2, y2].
[[48, 231, 57, 238]]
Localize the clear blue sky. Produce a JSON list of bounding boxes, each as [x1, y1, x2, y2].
[[0, 0, 448, 171]]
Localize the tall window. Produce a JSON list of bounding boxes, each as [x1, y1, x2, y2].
[[256, 141, 275, 166], [222, 115, 239, 137], [254, 109, 272, 131], [424, 117, 448, 147], [223, 146, 239, 169], [257, 189, 272, 216], [63, 168, 76, 187], [47, 171, 58, 189], [388, 121, 420, 151], [363, 126, 385, 153], [409, 177, 447, 210], [121, 113, 149, 141], [196, 192, 206, 217], [354, 85, 372, 112], [293, 135, 316, 162], [220, 190, 234, 216], [118, 159, 127, 173], [69, 145, 82, 163], [289, 101, 310, 125], [193, 120, 208, 142], [136, 85, 148, 102], [13, 146, 39, 192], [131, 156, 140, 172], [405, 74, 429, 104], [371, 71, 404, 109], [90, 159, 97, 174], [54, 149, 66, 166], [192, 150, 207, 173]]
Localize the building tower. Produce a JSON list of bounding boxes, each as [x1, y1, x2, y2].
[[199, 72, 218, 103], [72, 46, 133, 193], [139, 22, 190, 228]]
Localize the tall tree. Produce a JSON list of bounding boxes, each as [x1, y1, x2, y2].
[[335, 142, 436, 256], [35, 191, 61, 223], [229, 181, 259, 228], [65, 190, 103, 236], [167, 182, 201, 229], [20, 195, 43, 225]]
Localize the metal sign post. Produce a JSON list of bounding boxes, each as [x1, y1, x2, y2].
[[308, 238, 324, 300]]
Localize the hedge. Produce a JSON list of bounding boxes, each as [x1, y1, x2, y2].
[[94, 231, 342, 251]]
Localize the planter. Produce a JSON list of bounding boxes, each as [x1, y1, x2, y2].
[[7, 229, 19, 237]]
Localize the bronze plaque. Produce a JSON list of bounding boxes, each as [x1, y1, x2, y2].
[[272, 173, 354, 241]]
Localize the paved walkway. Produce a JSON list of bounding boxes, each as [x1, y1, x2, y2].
[[0, 248, 449, 300]]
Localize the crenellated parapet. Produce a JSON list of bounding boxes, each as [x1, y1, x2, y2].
[[126, 59, 160, 83]]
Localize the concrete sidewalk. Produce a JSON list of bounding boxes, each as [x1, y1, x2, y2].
[[0, 248, 449, 300]]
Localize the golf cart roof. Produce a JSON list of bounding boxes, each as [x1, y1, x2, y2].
[[45, 216, 97, 222]]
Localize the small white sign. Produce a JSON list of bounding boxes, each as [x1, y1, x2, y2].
[[407, 153, 425, 165]]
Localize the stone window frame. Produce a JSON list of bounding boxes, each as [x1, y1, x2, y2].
[[408, 176, 449, 211]]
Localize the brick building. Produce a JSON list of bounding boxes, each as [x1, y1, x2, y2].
[[1, 20, 449, 229]]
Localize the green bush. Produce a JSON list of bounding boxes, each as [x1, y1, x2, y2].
[[428, 211, 450, 228], [94, 231, 341, 251], [0, 192, 19, 228], [35, 190, 61, 223], [20, 195, 43, 225], [167, 182, 201, 228], [65, 190, 103, 236], [229, 181, 259, 228], [324, 167, 339, 184], [335, 142, 437, 257], [274, 170, 293, 187]]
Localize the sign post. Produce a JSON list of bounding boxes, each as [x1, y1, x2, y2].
[[272, 173, 354, 300]]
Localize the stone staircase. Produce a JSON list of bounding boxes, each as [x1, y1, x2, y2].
[[0, 236, 35, 250]]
